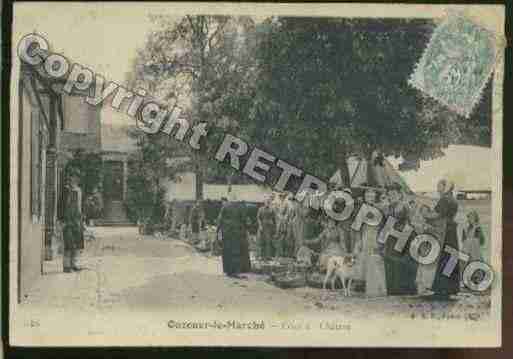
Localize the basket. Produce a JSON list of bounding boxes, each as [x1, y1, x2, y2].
[[195, 240, 211, 253], [276, 257, 295, 266], [306, 271, 328, 289], [306, 272, 365, 291], [273, 272, 307, 289], [251, 260, 271, 274]]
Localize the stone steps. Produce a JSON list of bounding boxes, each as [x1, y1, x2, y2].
[[100, 200, 133, 226]]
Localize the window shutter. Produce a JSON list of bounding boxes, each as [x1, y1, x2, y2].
[[31, 110, 40, 218]]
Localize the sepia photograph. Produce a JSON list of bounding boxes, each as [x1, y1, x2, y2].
[[8, 2, 504, 347]]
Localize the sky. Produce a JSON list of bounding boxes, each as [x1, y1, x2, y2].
[[387, 145, 492, 192], [14, 3, 154, 83], [13, 3, 159, 132]]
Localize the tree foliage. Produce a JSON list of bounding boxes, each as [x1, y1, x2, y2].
[[126, 16, 492, 194], [124, 155, 167, 225], [127, 15, 258, 192], [236, 17, 491, 187], [124, 125, 186, 222]]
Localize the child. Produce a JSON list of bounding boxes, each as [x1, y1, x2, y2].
[[462, 210, 486, 262], [179, 222, 188, 241]]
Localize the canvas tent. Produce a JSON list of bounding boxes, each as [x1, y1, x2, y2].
[[329, 152, 413, 194], [296, 152, 413, 210]]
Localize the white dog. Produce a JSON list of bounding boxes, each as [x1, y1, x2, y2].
[[323, 255, 358, 296]]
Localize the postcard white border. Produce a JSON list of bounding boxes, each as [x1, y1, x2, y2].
[[9, 2, 504, 347]]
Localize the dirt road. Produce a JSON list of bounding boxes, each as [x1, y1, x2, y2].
[[22, 226, 490, 322]]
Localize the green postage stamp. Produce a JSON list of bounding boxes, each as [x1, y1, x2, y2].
[[409, 13, 501, 118]]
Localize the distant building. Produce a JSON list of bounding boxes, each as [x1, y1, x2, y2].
[[99, 117, 138, 225], [99, 150, 133, 225], [162, 172, 272, 203], [99, 110, 272, 224]]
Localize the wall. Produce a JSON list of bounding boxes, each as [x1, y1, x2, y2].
[[17, 76, 45, 300], [60, 95, 102, 152], [163, 172, 196, 201], [163, 172, 272, 203]]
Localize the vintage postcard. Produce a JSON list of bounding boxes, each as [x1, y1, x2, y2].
[[9, 2, 504, 347]]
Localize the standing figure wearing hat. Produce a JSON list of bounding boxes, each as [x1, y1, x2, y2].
[[189, 201, 205, 245], [382, 183, 418, 295], [283, 193, 299, 258], [273, 192, 289, 258], [421, 179, 460, 299], [60, 165, 84, 273], [256, 196, 277, 260], [217, 195, 251, 277]]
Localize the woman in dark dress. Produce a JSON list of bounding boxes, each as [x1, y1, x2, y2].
[[256, 197, 277, 260], [217, 199, 251, 277], [422, 179, 460, 299], [383, 183, 418, 295], [239, 201, 252, 273]]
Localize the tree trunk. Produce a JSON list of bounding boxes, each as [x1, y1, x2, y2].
[[227, 172, 233, 195], [195, 159, 204, 200], [154, 178, 160, 201], [335, 143, 351, 188], [366, 150, 376, 187], [191, 20, 207, 202]]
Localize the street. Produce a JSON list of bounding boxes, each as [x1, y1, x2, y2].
[[19, 226, 491, 322], [24, 227, 316, 315]]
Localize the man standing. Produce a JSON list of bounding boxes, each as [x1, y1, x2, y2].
[[256, 196, 276, 260], [274, 192, 289, 257], [283, 193, 299, 258], [189, 201, 205, 244], [61, 166, 84, 273], [217, 197, 250, 278]]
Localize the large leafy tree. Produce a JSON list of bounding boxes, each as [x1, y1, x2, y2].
[[127, 15, 257, 198], [124, 125, 187, 223], [126, 16, 492, 196], [237, 17, 491, 189]]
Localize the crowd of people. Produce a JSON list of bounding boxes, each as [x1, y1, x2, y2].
[[210, 179, 487, 300], [59, 159, 487, 301]]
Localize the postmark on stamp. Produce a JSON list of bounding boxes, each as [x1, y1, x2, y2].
[[409, 14, 500, 118]]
